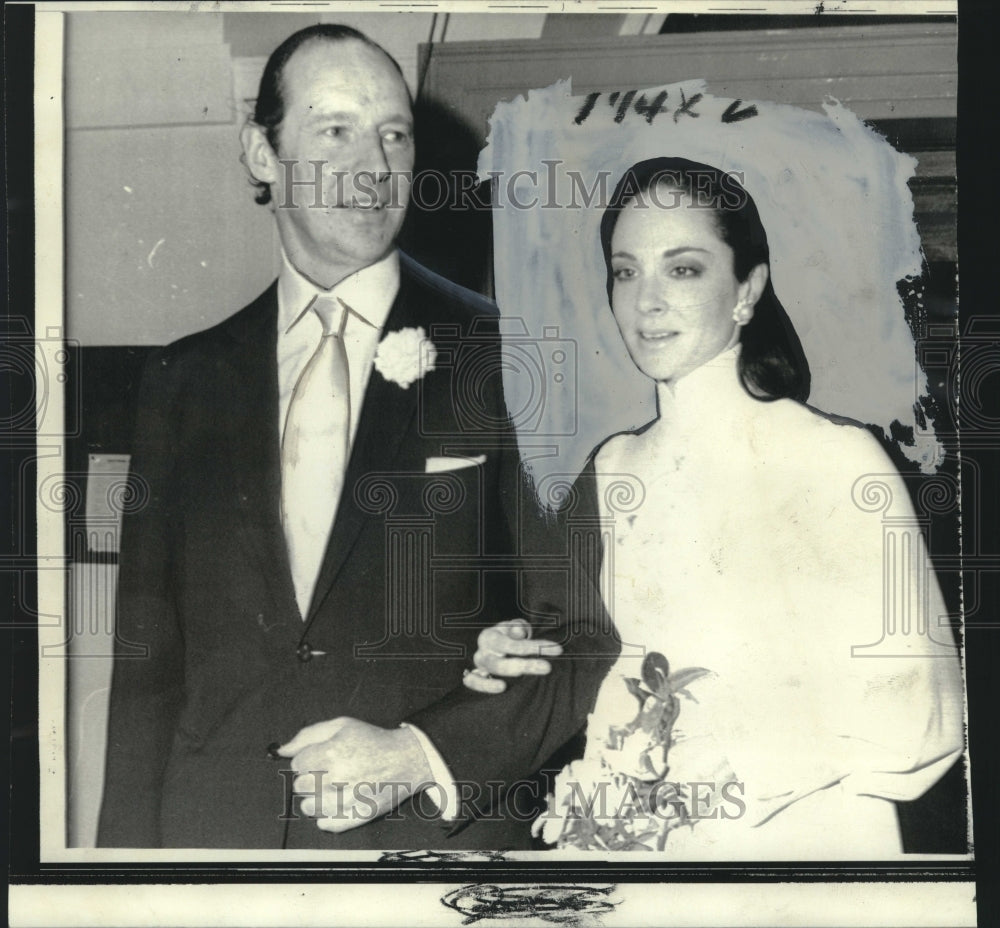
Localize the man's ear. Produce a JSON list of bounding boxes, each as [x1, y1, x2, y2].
[[240, 123, 280, 186], [738, 262, 770, 311]]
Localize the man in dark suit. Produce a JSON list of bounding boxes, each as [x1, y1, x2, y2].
[[97, 23, 617, 850]]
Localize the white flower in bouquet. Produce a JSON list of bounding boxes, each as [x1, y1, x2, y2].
[[534, 758, 604, 846], [533, 652, 712, 851], [533, 757, 657, 849]]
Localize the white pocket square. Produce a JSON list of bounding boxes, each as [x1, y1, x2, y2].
[[424, 454, 487, 473]]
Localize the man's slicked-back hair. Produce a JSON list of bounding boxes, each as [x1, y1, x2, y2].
[[247, 23, 410, 205]]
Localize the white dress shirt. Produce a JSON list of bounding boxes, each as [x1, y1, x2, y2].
[[276, 250, 457, 820]]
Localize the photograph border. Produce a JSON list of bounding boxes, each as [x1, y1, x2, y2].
[[6, 1, 997, 925]]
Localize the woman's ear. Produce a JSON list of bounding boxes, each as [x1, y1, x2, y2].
[[738, 263, 770, 312], [240, 123, 280, 186]]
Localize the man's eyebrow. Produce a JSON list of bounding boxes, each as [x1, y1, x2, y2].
[[303, 110, 356, 124], [303, 110, 413, 126], [379, 113, 414, 129]]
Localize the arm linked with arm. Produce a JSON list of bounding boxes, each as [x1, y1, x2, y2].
[[407, 463, 620, 825]]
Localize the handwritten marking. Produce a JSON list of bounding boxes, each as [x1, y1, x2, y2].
[[614, 90, 637, 124], [674, 88, 703, 123], [634, 90, 669, 125], [441, 884, 618, 925], [721, 99, 759, 123], [574, 88, 744, 127], [574, 92, 601, 125]]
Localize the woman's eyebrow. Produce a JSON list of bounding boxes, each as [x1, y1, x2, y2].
[[611, 246, 711, 260]]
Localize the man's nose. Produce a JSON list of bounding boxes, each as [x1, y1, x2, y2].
[[356, 134, 393, 182]]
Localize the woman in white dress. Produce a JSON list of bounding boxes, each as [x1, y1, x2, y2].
[[466, 157, 965, 858]]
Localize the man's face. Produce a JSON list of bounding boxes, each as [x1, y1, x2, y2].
[[248, 38, 414, 287]]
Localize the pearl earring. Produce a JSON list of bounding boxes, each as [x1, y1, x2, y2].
[[732, 303, 753, 325]]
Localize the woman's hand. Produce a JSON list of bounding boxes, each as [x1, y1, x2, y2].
[[463, 619, 564, 694]]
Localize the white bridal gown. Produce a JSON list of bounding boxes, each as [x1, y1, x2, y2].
[[585, 348, 965, 859]]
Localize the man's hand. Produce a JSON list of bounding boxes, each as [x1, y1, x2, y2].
[[278, 718, 434, 833], [463, 618, 564, 694]]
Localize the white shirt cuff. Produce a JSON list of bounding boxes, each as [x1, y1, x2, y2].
[[399, 723, 459, 821]]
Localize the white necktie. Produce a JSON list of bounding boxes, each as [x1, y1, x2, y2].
[[281, 297, 351, 618]]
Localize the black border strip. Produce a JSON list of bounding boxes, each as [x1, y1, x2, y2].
[[6, 0, 42, 876], [11, 860, 978, 885]]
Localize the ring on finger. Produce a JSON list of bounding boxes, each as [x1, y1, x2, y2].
[[463, 667, 494, 681]]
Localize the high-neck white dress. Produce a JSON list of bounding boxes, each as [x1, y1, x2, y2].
[[584, 348, 964, 859]]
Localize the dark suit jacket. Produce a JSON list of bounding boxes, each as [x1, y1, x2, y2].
[[97, 253, 619, 849]]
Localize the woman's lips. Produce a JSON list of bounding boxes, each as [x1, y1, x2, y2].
[[639, 330, 678, 342]]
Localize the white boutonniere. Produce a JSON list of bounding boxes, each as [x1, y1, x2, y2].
[[373, 326, 437, 389]]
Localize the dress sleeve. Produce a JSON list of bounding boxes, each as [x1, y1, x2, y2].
[[716, 424, 964, 827]]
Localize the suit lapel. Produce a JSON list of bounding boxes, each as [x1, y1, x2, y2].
[[224, 284, 300, 621], [304, 265, 426, 623]]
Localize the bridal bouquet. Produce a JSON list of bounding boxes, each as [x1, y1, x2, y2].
[[533, 653, 711, 851]]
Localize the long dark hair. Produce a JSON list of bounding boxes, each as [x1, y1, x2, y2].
[[599, 157, 810, 402]]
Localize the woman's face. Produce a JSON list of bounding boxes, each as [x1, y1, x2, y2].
[[610, 188, 750, 384]]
